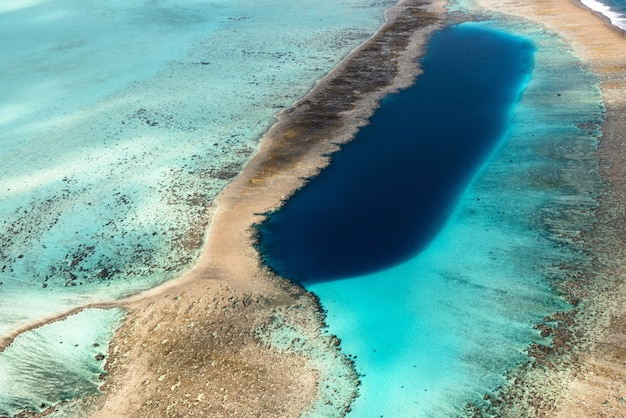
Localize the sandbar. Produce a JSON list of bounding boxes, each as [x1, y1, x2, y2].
[[78, 0, 446, 416], [7, 0, 625, 416]]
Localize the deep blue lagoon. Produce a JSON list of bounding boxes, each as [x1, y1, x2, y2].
[[258, 20, 602, 416], [257, 24, 535, 283]]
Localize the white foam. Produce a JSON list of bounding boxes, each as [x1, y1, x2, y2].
[[580, 0, 626, 30]]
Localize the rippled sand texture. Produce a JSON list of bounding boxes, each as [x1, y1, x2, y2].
[[0, 309, 124, 417]]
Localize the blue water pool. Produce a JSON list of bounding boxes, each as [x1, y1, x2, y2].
[[258, 20, 602, 416], [257, 24, 534, 283]]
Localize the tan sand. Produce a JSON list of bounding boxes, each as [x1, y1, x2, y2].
[[465, 0, 626, 416], [70, 1, 446, 417], [8, 0, 624, 416], [2, 0, 442, 414], [87, 1, 626, 416]]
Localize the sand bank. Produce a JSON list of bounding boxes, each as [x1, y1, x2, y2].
[[466, 0, 626, 416], [64, 1, 446, 416], [10, 0, 620, 415]]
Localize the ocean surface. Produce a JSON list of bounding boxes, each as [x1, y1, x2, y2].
[[0, 0, 396, 415], [258, 16, 602, 418], [582, 0, 626, 29]]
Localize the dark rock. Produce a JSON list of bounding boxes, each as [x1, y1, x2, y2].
[[96, 268, 109, 278]]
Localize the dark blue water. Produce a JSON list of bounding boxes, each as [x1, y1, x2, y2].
[[256, 24, 535, 283], [602, 0, 626, 13], [586, 0, 626, 30]]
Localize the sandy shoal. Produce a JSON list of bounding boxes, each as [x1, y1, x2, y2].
[[8, 0, 624, 416], [467, 0, 626, 416], [66, 1, 446, 417]]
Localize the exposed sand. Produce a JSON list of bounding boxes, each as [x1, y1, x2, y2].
[[7, 0, 624, 416], [87, 1, 626, 416], [69, 0, 444, 416], [1, 0, 441, 414], [465, 0, 626, 416]]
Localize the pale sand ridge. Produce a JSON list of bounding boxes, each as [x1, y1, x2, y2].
[[8, 0, 624, 416], [3, 0, 445, 415], [79, 1, 445, 416]]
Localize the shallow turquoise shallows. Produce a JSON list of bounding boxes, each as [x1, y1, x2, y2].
[[260, 20, 603, 417], [0, 0, 396, 414]]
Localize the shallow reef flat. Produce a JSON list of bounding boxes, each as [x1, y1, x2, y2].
[[0, 0, 396, 334], [245, 0, 626, 414], [91, 0, 626, 415], [0, 1, 445, 417], [464, 0, 626, 416], [260, 15, 605, 415], [0, 0, 419, 415], [2, 0, 624, 415], [84, 2, 446, 417]]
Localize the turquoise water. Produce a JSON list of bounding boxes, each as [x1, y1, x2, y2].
[[0, 1, 605, 415], [0, 0, 394, 330], [0, 0, 395, 414], [0, 309, 125, 417], [259, 18, 602, 417]]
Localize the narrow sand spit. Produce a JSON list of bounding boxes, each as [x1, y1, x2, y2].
[[62, 1, 444, 417], [466, 0, 626, 416], [85, 1, 626, 416], [8, 0, 624, 416]]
